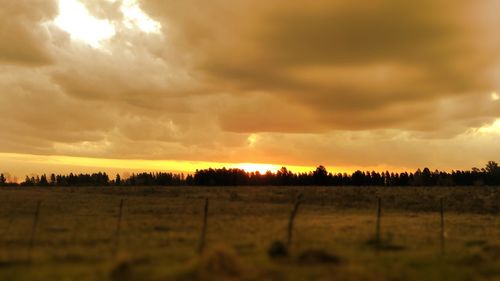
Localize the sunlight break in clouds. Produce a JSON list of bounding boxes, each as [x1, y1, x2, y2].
[[54, 0, 161, 48], [54, 0, 115, 48], [120, 0, 162, 34], [478, 120, 500, 135], [248, 134, 258, 148]]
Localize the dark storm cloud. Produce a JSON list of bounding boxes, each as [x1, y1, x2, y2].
[[143, 0, 500, 133]]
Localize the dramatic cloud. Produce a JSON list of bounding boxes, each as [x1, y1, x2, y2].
[[0, 0, 57, 65], [1, 0, 500, 176], [143, 0, 500, 132]]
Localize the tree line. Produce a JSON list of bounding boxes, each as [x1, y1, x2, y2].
[[0, 161, 499, 187]]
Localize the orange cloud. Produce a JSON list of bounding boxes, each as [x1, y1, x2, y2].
[[0, 0, 499, 177]]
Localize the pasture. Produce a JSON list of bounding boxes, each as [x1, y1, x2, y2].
[[0, 186, 499, 281]]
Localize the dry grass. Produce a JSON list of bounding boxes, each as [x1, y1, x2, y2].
[[0, 186, 499, 281]]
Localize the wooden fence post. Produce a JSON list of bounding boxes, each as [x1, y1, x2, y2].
[[286, 193, 303, 249], [113, 199, 124, 257], [375, 197, 382, 251], [440, 198, 445, 255], [29, 200, 42, 262], [197, 198, 209, 254]]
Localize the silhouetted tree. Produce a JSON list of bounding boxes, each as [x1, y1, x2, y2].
[[39, 174, 49, 186], [185, 174, 194, 185], [276, 167, 293, 185], [399, 172, 410, 186], [371, 171, 383, 186], [50, 174, 56, 186], [412, 169, 423, 186], [485, 161, 499, 174], [485, 161, 500, 185], [21, 176, 34, 186], [313, 166, 328, 185], [421, 168, 432, 186], [115, 174, 121, 186], [351, 170, 365, 186]]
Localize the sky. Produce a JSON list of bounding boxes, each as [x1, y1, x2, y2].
[[0, 0, 499, 181]]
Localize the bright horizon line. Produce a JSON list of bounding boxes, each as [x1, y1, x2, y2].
[[0, 152, 417, 181]]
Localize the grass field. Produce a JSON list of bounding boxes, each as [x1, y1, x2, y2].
[[0, 186, 499, 281]]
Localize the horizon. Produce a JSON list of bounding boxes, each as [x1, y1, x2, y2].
[[1, 152, 497, 184], [3, 160, 499, 187]]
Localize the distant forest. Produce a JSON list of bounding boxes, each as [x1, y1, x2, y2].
[[1, 161, 499, 187]]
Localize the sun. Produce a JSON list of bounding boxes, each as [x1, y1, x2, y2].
[[233, 163, 281, 174]]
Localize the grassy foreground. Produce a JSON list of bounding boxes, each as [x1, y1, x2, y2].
[[0, 186, 499, 281]]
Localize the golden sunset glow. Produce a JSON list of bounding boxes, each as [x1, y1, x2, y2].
[[234, 163, 281, 174], [0, 152, 416, 183], [1, 0, 500, 179]]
